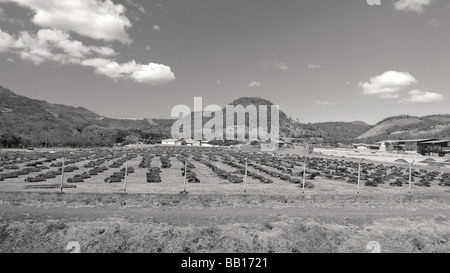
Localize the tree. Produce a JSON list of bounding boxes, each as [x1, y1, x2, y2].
[[208, 139, 224, 146], [123, 135, 140, 145], [0, 133, 22, 148]]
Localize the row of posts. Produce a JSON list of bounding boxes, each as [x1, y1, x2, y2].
[[57, 153, 416, 195]]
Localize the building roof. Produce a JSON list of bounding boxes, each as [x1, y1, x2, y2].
[[162, 139, 179, 142], [184, 139, 200, 144], [353, 143, 379, 148], [376, 138, 436, 144], [420, 139, 450, 145]]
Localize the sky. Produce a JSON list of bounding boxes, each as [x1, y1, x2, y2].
[[0, 0, 449, 125]]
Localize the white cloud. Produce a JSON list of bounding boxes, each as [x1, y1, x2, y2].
[[0, 2, 176, 86], [315, 100, 336, 106], [89, 46, 116, 57], [394, 0, 434, 14], [7, 58, 14, 63], [404, 90, 444, 103], [132, 63, 175, 85], [307, 63, 322, 70], [145, 45, 151, 51], [153, 25, 161, 31], [249, 81, 261, 87], [7, 29, 117, 65], [0, 28, 175, 86], [359, 70, 418, 99], [0, 0, 132, 44], [275, 62, 289, 71], [0, 28, 14, 52], [81, 58, 175, 86]]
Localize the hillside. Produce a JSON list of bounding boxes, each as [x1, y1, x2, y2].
[[357, 114, 450, 142], [313, 121, 373, 145], [0, 86, 325, 147], [0, 85, 174, 146], [351, 120, 370, 126], [227, 97, 324, 139], [171, 96, 326, 141], [2, 84, 449, 147]]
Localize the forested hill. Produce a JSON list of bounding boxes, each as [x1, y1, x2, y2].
[[0, 85, 175, 147], [1, 85, 449, 147], [313, 121, 373, 145], [356, 114, 450, 143]]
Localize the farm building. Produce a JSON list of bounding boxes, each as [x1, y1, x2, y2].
[[161, 138, 202, 146], [352, 143, 380, 150], [161, 139, 181, 145], [417, 139, 450, 157], [376, 139, 436, 153], [184, 139, 200, 146]]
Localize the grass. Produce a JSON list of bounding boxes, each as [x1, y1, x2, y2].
[[1, 216, 450, 253], [1, 191, 450, 210]]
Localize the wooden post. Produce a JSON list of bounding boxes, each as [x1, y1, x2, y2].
[[409, 160, 415, 195], [302, 157, 307, 194], [60, 152, 65, 193], [244, 157, 248, 193], [123, 155, 129, 193], [357, 159, 364, 195], [180, 157, 188, 194]]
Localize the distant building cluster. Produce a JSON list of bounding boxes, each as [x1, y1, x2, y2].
[[161, 138, 214, 147], [352, 138, 450, 157]]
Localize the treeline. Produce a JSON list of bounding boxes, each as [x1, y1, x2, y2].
[[0, 125, 172, 148]]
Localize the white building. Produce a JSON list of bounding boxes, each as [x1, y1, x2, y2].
[[161, 139, 181, 145]]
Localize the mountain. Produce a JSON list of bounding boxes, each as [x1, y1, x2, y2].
[[2, 84, 448, 147], [226, 97, 324, 139], [1, 86, 325, 147], [313, 121, 373, 145], [356, 114, 450, 142], [350, 120, 370, 126], [0, 85, 175, 146], [171, 96, 326, 140]]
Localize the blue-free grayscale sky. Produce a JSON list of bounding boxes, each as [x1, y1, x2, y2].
[[0, 0, 449, 124]]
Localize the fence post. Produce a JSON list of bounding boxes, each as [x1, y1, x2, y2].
[[123, 155, 129, 193], [180, 157, 188, 194], [409, 160, 415, 195], [60, 152, 65, 193], [244, 157, 248, 193], [302, 157, 308, 194], [357, 159, 364, 195]]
